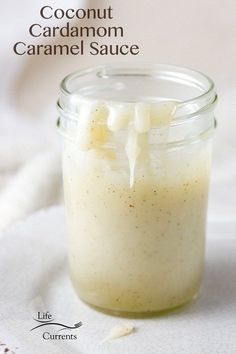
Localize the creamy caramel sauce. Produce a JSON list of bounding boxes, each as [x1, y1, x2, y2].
[[63, 99, 210, 314]]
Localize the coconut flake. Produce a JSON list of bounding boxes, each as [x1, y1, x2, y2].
[[101, 323, 135, 343]]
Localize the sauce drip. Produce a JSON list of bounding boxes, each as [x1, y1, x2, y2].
[[73, 98, 176, 187]]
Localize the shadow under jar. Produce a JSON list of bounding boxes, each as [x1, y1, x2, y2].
[[57, 63, 217, 315]]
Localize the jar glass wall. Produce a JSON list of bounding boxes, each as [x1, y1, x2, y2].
[[57, 64, 217, 315]]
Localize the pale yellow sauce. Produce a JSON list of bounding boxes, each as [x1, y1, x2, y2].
[[63, 99, 210, 313]]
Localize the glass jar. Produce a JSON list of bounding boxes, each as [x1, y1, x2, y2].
[[57, 63, 217, 315]]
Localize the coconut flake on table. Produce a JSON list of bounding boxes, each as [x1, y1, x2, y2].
[[101, 323, 135, 343]]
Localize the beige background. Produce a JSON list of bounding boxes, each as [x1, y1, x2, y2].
[[0, 0, 235, 228], [10, 0, 236, 111]]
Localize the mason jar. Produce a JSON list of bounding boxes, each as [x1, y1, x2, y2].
[[57, 63, 217, 315]]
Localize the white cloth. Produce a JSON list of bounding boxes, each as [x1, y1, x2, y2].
[[0, 0, 85, 232], [0, 206, 235, 354]]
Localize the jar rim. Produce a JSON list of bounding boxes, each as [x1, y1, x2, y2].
[[59, 63, 217, 121]]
